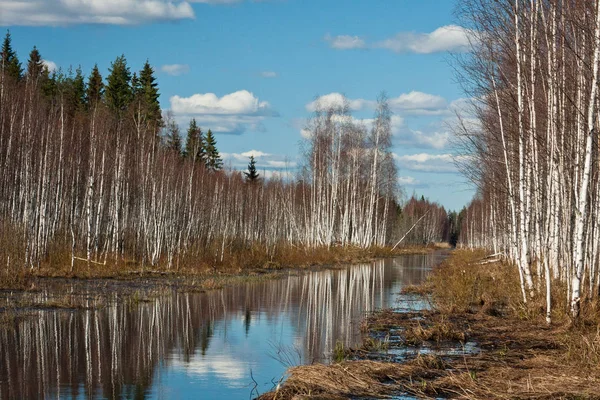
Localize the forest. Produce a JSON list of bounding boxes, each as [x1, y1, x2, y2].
[[0, 30, 454, 277], [457, 0, 600, 320]]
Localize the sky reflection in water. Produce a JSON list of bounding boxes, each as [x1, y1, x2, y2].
[[0, 253, 441, 399]]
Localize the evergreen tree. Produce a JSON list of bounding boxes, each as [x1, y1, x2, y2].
[[184, 118, 205, 162], [26, 46, 44, 83], [138, 60, 162, 129], [86, 64, 104, 107], [70, 66, 86, 111], [131, 72, 141, 97], [164, 119, 182, 154], [1, 30, 23, 81], [203, 129, 222, 171], [244, 155, 260, 182], [40, 69, 57, 98], [105, 55, 132, 115]]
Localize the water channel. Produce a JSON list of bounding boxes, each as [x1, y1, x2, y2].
[[0, 252, 445, 399]]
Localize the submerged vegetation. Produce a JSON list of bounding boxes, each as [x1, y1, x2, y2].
[[262, 250, 600, 399]]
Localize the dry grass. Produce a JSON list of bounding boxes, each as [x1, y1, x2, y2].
[[1, 243, 429, 285], [262, 249, 600, 400], [257, 361, 426, 400], [429, 249, 523, 316], [404, 317, 466, 345]]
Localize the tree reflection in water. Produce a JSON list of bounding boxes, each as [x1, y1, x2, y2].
[[0, 253, 439, 399]]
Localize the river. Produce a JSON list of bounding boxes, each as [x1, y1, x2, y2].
[[0, 252, 445, 399]]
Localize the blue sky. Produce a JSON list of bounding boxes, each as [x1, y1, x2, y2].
[[2, 0, 475, 211]]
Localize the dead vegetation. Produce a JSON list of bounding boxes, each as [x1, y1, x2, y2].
[[0, 244, 433, 289], [261, 250, 600, 399]]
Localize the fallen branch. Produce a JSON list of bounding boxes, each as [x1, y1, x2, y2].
[[73, 257, 106, 266], [392, 210, 431, 251]]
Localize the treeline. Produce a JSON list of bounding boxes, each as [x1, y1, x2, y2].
[[0, 31, 399, 272], [457, 0, 600, 320], [396, 195, 461, 246]]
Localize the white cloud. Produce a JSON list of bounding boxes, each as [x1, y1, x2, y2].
[[42, 59, 58, 73], [170, 90, 277, 135], [327, 25, 473, 54], [305, 93, 373, 112], [171, 90, 273, 116], [260, 71, 277, 78], [395, 128, 450, 150], [394, 153, 461, 173], [398, 176, 418, 185], [161, 64, 190, 76], [222, 150, 297, 176], [305, 92, 448, 116], [324, 33, 366, 50], [388, 91, 447, 114], [375, 25, 473, 54], [0, 0, 195, 26]]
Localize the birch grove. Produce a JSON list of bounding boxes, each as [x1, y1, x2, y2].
[[0, 42, 401, 272], [457, 0, 600, 319]]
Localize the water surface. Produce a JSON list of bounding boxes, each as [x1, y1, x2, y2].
[[0, 252, 443, 399]]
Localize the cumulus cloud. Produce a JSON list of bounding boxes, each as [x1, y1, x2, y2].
[[398, 176, 418, 185], [42, 59, 58, 73], [171, 90, 274, 116], [161, 64, 190, 76], [221, 150, 297, 176], [395, 127, 450, 150], [324, 33, 366, 50], [305, 92, 449, 116], [260, 71, 277, 78], [0, 0, 195, 26], [388, 91, 448, 114], [394, 153, 462, 174], [305, 93, 373, 112], [169, 90, 277, 134], [398, 176, 429, 189], [375, 25, 473, 54], [327, 25, 473, 54]]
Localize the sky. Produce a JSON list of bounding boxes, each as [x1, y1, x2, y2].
[[1, 0, 476, 211]]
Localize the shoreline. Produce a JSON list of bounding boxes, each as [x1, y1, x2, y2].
[[0, 245, 440, 324], [259, 249, 600, 400]]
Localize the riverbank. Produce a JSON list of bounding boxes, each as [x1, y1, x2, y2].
[[0, 244, 438, 322], [260, 250, 600, 399]]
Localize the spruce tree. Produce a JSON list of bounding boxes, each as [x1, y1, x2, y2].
[[244, 155, 260, 182], [138, 60, 162, 129], [184, 118, 205, 162], [131, 72, 141, 98], [204, 129, 222, 171], [1, 30, 23, 81], [26, 46, 44, 83], [164, 119, 182, 154], [105, 55, 132, 115], [41, 69, 57, 98], [86, 64, 104, 107], [71, 66, 86, 111]]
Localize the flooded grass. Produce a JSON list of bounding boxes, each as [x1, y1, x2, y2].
[[262, 249, 600, 399], [0, 245, 438, 320]]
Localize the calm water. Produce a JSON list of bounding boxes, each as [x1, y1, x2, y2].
[[0, 253, 444, 399]]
